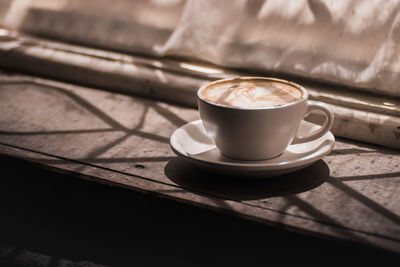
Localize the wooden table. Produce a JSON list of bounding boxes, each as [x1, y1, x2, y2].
[[1, 71, 399, 264]]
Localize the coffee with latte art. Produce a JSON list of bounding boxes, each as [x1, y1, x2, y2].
[[201, 78, 303, 109]]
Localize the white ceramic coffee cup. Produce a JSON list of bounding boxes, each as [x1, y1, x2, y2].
[[197, 77, 334, 161]]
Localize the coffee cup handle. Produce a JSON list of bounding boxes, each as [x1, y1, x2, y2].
[[292, 101, 334, 144]]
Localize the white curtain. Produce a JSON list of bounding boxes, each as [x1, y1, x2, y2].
[[2, 0, 400, 97]]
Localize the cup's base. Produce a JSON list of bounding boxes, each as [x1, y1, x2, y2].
[[219, 151, 284, 162]]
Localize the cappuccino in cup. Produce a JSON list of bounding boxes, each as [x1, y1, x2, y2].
[[200, 79, 303, 109], [198, 77, 334, 161]]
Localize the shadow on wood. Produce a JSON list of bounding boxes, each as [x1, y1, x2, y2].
[[164, 158, 329, 200]]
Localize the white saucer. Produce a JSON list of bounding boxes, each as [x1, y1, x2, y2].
[[170, 120, 335, 177]]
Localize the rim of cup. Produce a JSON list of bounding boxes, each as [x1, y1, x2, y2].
[[197, 77, 308, 110]]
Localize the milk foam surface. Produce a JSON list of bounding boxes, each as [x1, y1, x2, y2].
[[201, 79, 303, 109]]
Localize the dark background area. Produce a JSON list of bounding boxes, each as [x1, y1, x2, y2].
[[0, 155, 399, 267]]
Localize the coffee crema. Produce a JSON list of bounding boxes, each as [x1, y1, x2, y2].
[[201, 79, 303, 109]]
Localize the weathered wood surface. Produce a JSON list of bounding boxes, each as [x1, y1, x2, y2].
[[0, 72, 399, 253]]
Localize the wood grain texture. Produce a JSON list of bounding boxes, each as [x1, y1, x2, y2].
[[1, 72, 400, 253]]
